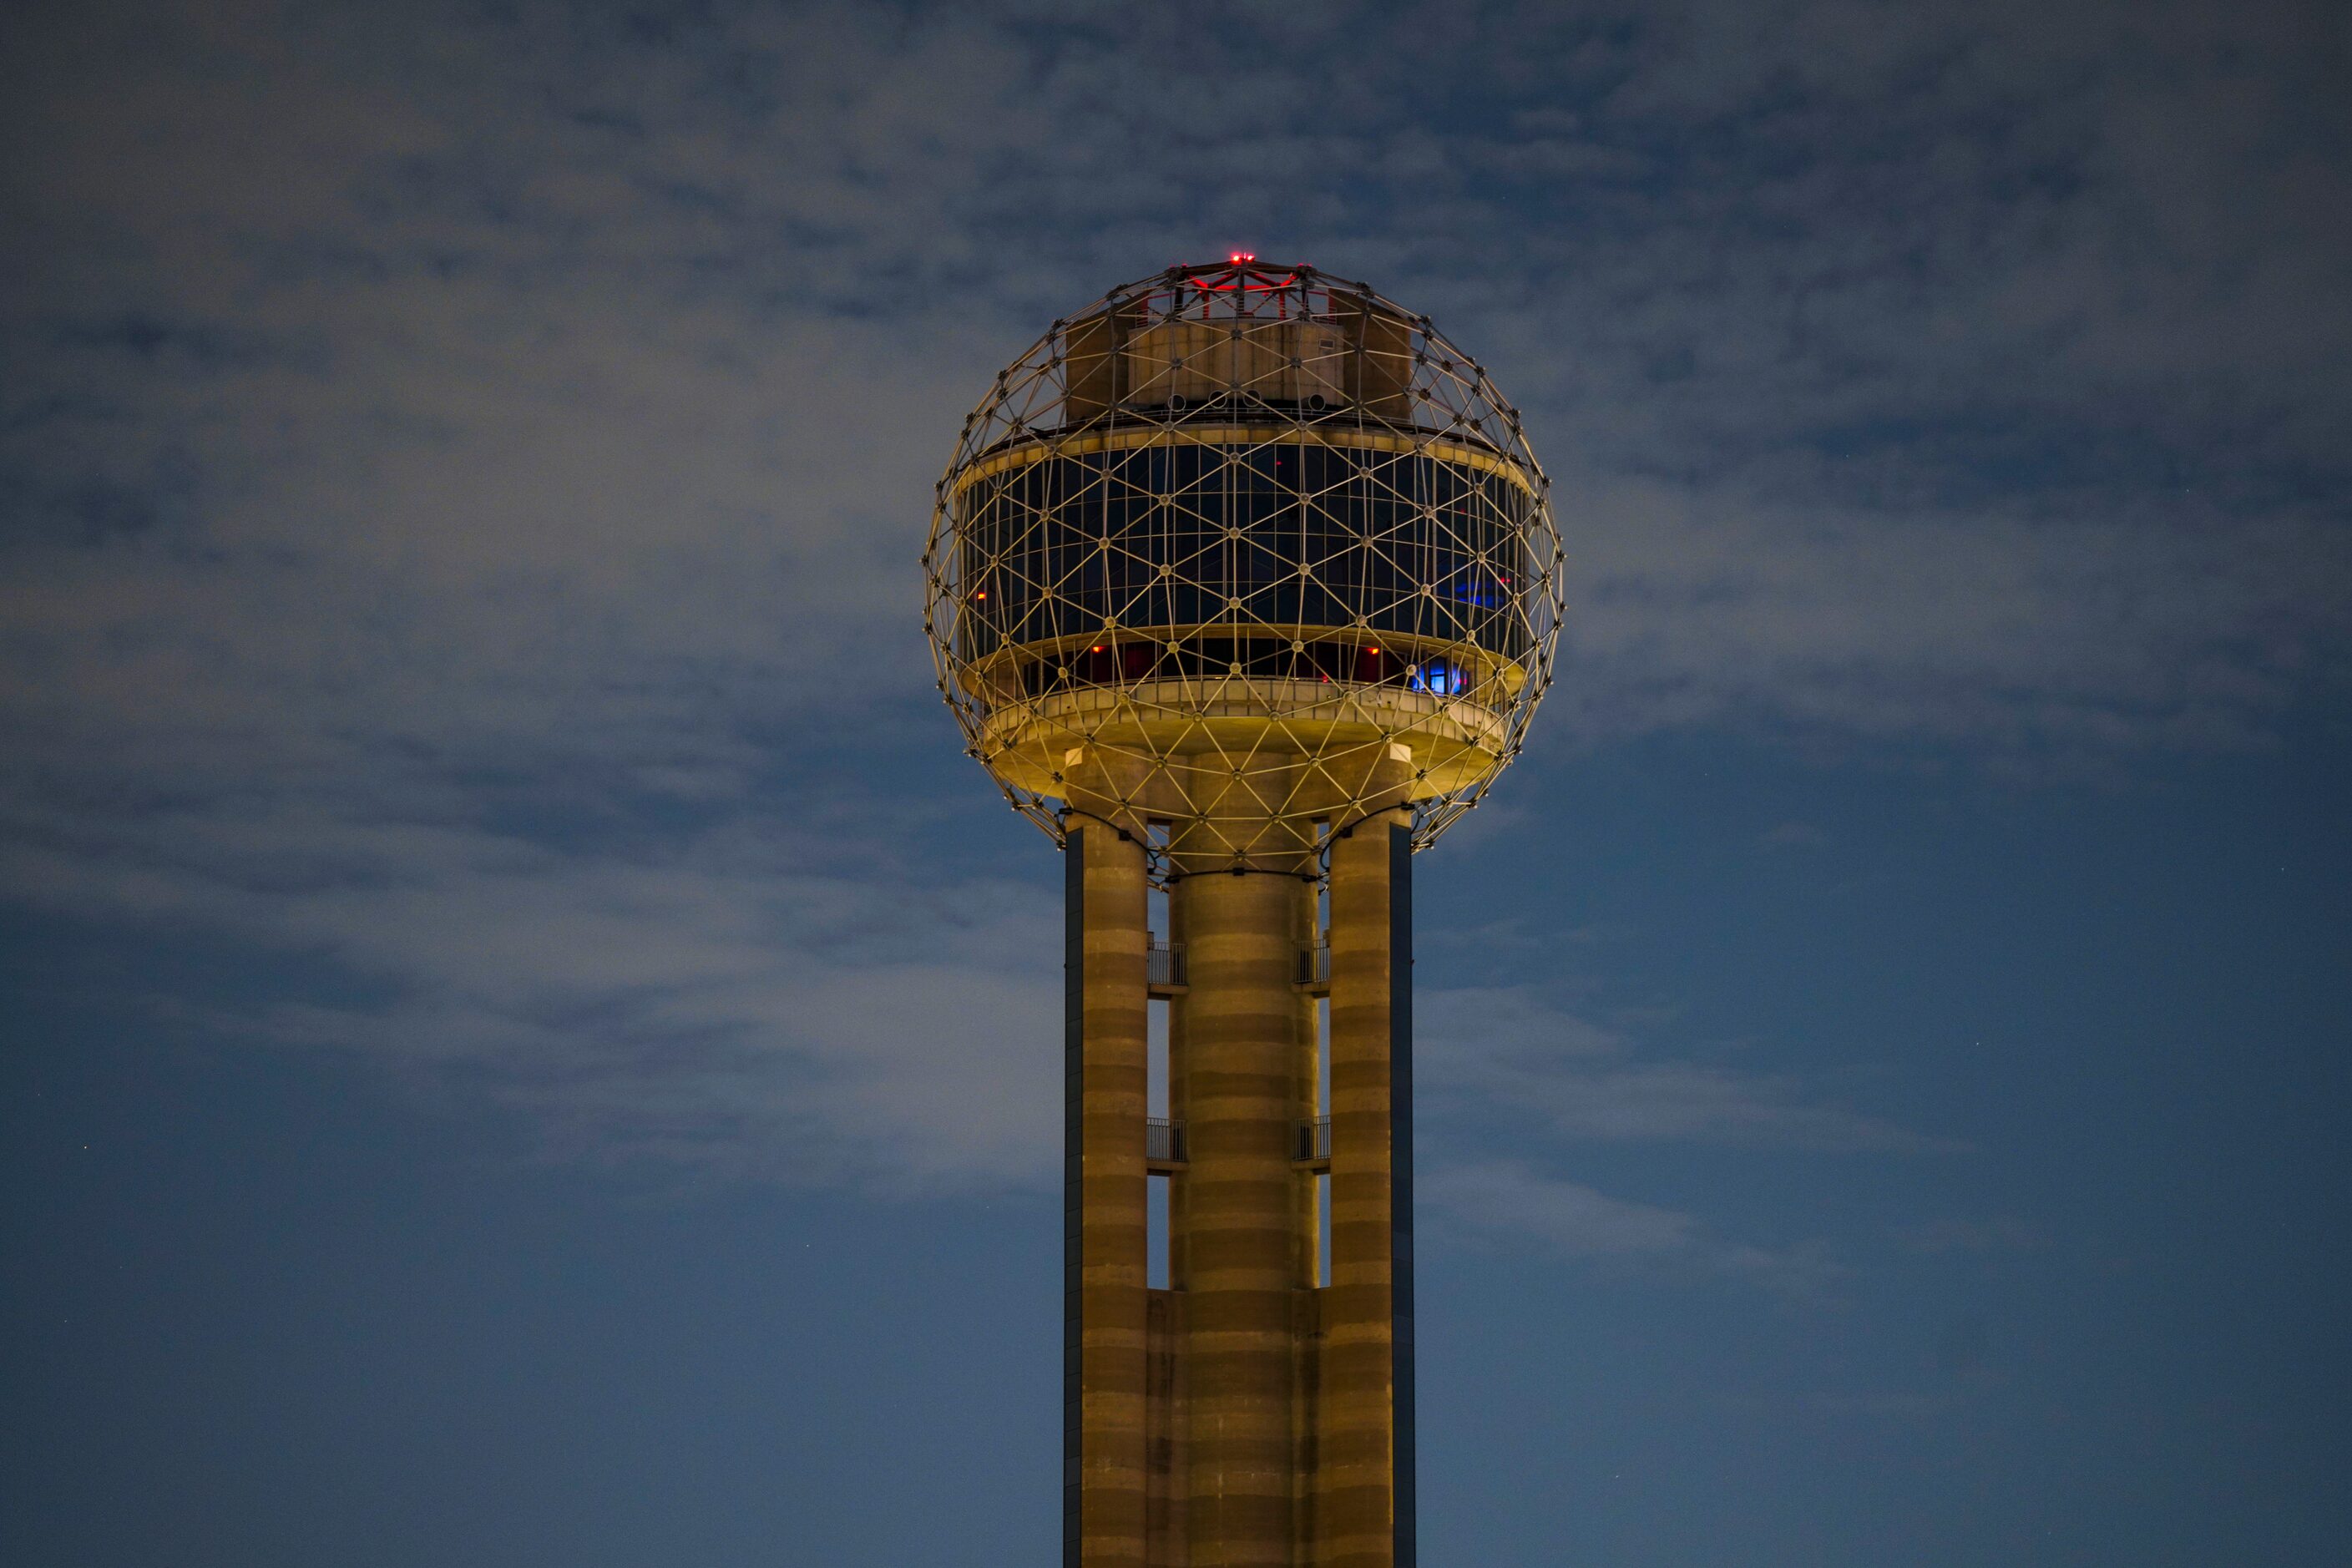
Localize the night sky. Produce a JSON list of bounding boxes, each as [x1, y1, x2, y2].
[[4, 3, 2349, 1565]]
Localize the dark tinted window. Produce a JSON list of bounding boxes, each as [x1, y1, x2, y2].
[[955, 441, 1533, 666]]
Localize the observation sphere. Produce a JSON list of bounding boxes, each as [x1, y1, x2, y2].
[[923, 259, 1565, 877]]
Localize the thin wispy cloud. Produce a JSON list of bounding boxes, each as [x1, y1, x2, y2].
[[1423, 1161, 1846, 1302], [1419, 986, 1960, 1152], [1, 805, 1065, 1187]]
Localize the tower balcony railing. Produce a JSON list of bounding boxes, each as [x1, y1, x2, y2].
[[1146, 1118, 1186, 1166], [1149, 940, 1187, 990], [1297, 939, 1331, 990], [1296, 1116, 1333, 1166]]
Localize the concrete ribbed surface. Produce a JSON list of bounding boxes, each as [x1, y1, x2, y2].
[[1173, 868, 1314, 1567]]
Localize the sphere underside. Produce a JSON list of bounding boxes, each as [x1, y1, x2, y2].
[[923, 260, 1564, 877]]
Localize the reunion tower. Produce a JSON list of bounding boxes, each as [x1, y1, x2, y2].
[[923, 258, 1563, 1568]]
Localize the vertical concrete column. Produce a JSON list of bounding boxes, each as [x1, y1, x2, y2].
[[1174, 866, 1314, 1566], [1320, 810, 1412, 1568], [1071, 825, 1152, 1567]]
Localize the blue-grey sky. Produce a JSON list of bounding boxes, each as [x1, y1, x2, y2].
[[4, 3, 2348, 1564]]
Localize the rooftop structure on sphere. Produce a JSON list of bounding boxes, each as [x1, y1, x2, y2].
[[923, 257, 1564, 879], [922, 259, 1562, 1568]]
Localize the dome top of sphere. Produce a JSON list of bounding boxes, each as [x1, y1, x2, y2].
[[923, 260, 1564, 879]]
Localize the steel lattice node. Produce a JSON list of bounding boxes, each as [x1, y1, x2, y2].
[[923, 259, 1563, 877]]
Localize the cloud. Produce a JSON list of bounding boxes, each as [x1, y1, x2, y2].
[[1407, 987, 1949, 1297], [1900, 1216, 2049, 1255], [0, 0, 2344, 1186], [3, 0, 2344, 794], [1422, 1161, 1844, 1301], [1419, 986, 1960, 1151], [0, 802, 1066, 1188]]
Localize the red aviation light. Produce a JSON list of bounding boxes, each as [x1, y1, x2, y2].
[[1229, 250, 1256, 263]]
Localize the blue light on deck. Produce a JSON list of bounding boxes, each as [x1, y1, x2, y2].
[[1408, 660, 1469, 695]]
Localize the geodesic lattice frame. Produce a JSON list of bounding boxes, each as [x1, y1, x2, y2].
[[922, 259, 1565, 879]]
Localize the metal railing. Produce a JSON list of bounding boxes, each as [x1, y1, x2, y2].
[[1149, 940, 1187, 988], [1296, 1116, 1332, 1163], [1146, 1118, 1186, 1164], [1297, 940, 1331, 987]]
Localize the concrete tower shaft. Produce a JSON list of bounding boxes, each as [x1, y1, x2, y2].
[[1171, 865, 1312, 1559], [1067, 821, 1412, 1568], [928, 262, 1556, 1568]]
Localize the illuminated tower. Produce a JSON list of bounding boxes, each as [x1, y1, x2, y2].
[[923, 259, 1562, 1568]]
